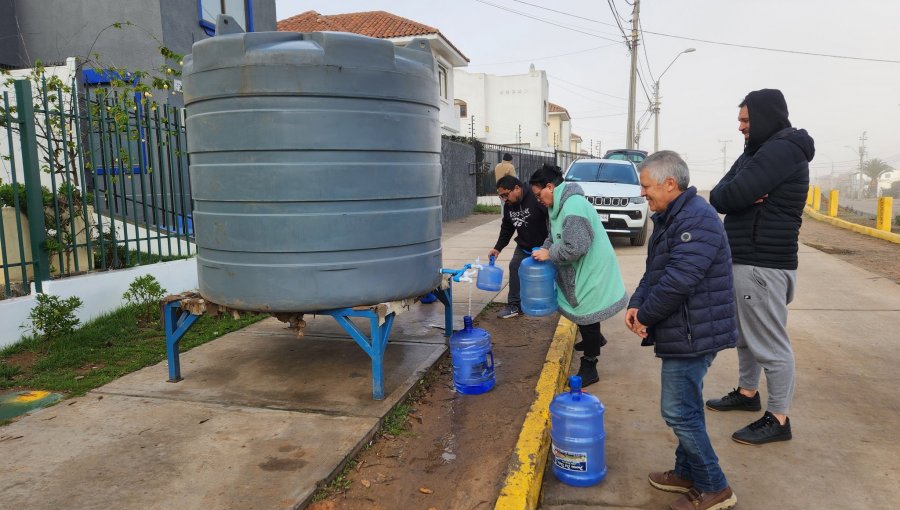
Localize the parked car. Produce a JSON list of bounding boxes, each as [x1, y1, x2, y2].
[[563, 158, 649, 246], [603, 149, 648, 163]]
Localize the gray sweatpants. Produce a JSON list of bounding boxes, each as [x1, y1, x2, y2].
[[732, 264, 797, 415]]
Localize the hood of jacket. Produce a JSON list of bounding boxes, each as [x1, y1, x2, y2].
[[550, 181, 585, 221], [743, 88, 792, 155]]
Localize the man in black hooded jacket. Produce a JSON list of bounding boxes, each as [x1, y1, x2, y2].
[[706, 89, 815, 446]]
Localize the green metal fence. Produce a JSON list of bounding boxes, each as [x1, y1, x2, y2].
[[0, 77, 193, 299]]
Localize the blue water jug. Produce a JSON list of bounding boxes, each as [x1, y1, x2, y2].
[[549, 375, 606, 486], [449, 316, 495, 395], [477, 255, 504, 291], [519, 248, 557, 316]]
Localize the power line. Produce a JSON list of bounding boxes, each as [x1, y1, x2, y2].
[[547, 73, 627, 100], [511, 0, 621, 29], [638, 19, 655, 82], [482, 1, 900, 64], [640, 29, 900, 64], [474, 0, 622, 43]]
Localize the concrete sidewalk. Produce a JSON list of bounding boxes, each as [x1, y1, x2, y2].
[[541, 240, 900, 508], [0, 214, 509, 509]]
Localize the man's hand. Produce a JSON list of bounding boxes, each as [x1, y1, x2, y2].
[[625, 307, 648, 338], [754, 193, 769, 204], [532, 248, 550, 261], [488, 248, 500, 260]]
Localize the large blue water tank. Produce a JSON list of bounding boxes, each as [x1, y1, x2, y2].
[[182, 19, 442, 312]]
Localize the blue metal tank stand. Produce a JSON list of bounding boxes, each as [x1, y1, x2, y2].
[[163, 266, 470, 400]]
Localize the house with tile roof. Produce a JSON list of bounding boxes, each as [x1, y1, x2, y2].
[[277, 10, 469, 135]]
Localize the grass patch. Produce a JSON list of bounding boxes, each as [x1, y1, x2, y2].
[[311, 459, 358, 503], [0, 304, 265, 396], [474, 204, 501, 214]]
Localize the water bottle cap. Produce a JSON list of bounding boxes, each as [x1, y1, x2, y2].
[[463, 315, 474, 329], [489, 255, 495, 265], [569, 375, 582, 392], [532, 247, 542, 252]]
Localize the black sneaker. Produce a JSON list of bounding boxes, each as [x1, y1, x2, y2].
[[497, 304, 520, 319], [576, 356, 599, 387], [706, 388, 761, 412], [732, 411, 792, 445], [573, 339, 584, 351]]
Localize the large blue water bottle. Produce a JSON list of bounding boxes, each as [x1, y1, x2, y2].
[[476, 255, 503, 292], [449, 316, 495, 395], [549, 375, 606, 486], [519, 247, 557, 316]]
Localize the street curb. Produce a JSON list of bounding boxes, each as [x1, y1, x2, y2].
[[495, 316, 577, 510], [805, 206, 900, 244]]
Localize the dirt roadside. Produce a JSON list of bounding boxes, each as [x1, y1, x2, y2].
[[800, 211, 900, 283]]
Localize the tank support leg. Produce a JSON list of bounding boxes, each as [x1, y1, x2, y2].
[[432, 286, 453, 338], [164, 300, 200, 382], [327, 308, 397, 400]]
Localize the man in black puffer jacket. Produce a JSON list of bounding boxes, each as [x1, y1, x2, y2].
[[706, 89, 815, 447], [626, 151, 738, 510]]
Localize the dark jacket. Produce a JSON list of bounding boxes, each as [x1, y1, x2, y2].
[[710, 89, 815, 270], [628, 187, 737, 358], [494, 187, 549, 253]]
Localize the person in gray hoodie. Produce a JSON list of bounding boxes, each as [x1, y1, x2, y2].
[[706, 88, 815, 446]]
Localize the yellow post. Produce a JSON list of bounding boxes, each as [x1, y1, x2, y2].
[[876, 196, 894, 232], [812, 185, 821, 211], [828, 189, 839, 217], [806, 185, 814, 206]]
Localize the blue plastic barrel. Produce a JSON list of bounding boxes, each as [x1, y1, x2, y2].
[[519, 248, 557, 316], [449, 316, 495, 395], [549, 375, 607, 486], [476, 255, 503, 291]]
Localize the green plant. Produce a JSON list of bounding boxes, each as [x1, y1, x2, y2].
[[24, 293, 83, 341], [122, 274, 166, 321], [895, 214, 900, 227], [474, 203, 501, 214], [0, 361, 21, 381]]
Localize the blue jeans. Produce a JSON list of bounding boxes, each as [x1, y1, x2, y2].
[[661, 353, 728, 493]]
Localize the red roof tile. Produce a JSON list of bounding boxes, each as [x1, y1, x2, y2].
[[277, 10, 468, 62], [548, 102, 570, 115]]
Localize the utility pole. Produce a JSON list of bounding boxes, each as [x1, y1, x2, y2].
[[718, 139, 730, 174], [625, 0, 640, 149], [652, 82, 660, 152]]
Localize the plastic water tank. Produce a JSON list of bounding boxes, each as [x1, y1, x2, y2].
[[181, 17, 442, 312], [549, 375, 607, 486]]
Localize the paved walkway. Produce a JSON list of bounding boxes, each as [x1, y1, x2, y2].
[[541, 235, 900, 508]]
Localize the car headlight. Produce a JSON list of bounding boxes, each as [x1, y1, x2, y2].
[[630, 197, 646, 204]]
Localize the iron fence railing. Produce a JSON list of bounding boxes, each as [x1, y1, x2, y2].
[[0, 77, 192, 299]]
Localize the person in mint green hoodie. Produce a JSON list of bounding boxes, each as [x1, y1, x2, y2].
[[529, 163, 628, 386]]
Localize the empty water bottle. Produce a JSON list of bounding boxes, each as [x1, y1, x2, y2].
[[449, 316, 495, 395], [549, 375, 606, 486], [476, 255, 504, 292], [519, 247, 557, 316]]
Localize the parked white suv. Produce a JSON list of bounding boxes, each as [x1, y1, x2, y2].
[[562, 158, 649, 246]]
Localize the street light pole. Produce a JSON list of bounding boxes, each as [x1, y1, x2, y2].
[[625, 0, 640, 149], [653, 48, 695, 152]]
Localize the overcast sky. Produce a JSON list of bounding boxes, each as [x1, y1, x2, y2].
[[275, 0, 900, 189]]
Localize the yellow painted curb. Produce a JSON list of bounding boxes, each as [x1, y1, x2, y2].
[[495, 316, 577, 510], [805, 206, 900, 244]]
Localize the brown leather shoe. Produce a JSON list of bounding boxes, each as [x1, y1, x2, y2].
[[648, 470, 693, 493], [668, 486, 737, 510]]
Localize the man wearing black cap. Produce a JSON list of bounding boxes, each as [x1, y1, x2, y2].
[[706, 89, 815, 446], [494, 153, 516, 182]]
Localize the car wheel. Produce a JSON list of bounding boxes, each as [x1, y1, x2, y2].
[[630, 220, 648, 246]]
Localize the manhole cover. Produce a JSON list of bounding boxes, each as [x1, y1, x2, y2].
[[0, 390, 63, 420]]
